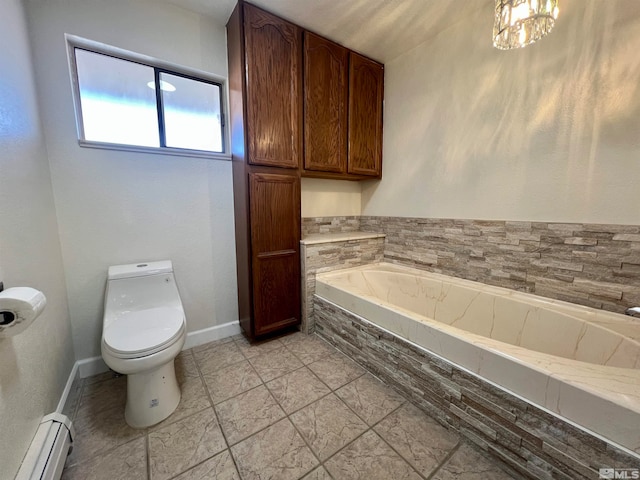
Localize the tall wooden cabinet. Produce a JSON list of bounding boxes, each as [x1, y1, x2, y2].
[[227, 2, 302, 339]]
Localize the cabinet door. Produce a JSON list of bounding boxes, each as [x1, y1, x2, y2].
[[249, 173, 301, 336], [244, 5, 302, 169], [348, 52, 384, 177], [303, 32, 348, 173]]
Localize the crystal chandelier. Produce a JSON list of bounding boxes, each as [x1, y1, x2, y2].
[[493, 0, 559, 50]]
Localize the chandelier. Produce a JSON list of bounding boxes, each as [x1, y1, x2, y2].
[[493, 0, 559, 50]]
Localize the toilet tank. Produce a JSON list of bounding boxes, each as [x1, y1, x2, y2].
[[105, 261, 183, 314]]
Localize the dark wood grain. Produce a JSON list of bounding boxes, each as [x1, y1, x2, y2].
[[244, 4, 302, 169], [249, 172, 301, 335], [347, 52, 384, 177], [303, 32, 348, 174]]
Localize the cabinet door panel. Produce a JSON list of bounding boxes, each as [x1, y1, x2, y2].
[[304, 32, 348, 173], [348, 52, 383, 177], [249, 173, 300, 335], [244, 5, 302, 169]]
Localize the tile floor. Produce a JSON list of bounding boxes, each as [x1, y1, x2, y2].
[[62, 331, 520, 480]]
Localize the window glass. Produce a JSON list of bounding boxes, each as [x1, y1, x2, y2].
[[75, 49, 159, 147], [160, 73, 223, 153]]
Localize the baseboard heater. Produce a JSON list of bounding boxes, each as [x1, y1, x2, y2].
[[15, 413, 74, 480]]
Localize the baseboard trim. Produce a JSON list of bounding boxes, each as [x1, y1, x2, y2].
[[183, 320, 241, 350], [55, 361, 79, 413]]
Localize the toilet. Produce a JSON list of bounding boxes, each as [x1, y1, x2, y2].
[[101, 260, 186, 428]]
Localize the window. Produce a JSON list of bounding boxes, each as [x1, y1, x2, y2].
[[67, 36, 227, 158]]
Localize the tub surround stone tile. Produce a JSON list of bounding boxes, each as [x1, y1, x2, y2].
[[148, 408, 226, 480], [336, 374, 405, 426], [202, 360, 262, 404], [432, 443, 518, 480], [302, 216, 361, 235], [61, 437, 147, 480], [314, 296, 640, 479], [215, 385, 285, 445], [247, 346, 304, 382], [301, 228, 385, 333], [357, 216, 640, 314], [324, 430, 422, 480], [374, 402, 460, 477], [290, 394, 368, 461], [172, 450, 240, 480], [265, 367, 330, 414], [307, 352, 366, 390], [230, 418, 318, 480], [193, 341, 245, 375]]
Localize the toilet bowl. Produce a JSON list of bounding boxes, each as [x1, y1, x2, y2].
[[101, 260, 186, 428]]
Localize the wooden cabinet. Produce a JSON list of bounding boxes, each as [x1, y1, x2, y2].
[[227, 2, 301, 340], [302, 36, 383, 179], [249, 173, 300, 336], [244, 5, 302, 169], [348, 52, 384, 177], [303, 32, 348, 174]]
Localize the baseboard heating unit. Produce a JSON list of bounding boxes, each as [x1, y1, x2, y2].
[[15, 413, 74, 480]]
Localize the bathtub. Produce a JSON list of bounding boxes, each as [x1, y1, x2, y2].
[[315, 262, 640, 456]]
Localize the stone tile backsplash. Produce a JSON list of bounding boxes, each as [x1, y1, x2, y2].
[[302, 216, 361, 236], [357, 216, 640, 314]]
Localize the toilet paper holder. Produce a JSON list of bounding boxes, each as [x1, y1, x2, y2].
[[0, 281, 10, 326]]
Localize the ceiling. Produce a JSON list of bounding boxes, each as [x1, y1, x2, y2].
[[166, 0, 490, 62]]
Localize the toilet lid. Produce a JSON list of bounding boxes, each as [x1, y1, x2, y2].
[[104, 307, 184, 356]]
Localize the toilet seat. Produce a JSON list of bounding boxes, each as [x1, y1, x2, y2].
[[103, 306, 185, 359]]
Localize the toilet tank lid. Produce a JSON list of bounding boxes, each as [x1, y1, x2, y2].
[[108, 260, 173, 280]]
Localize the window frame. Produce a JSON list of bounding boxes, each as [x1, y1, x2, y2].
[[65, 34, 231, 161]]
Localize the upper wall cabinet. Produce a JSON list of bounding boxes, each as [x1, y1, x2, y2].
[[348, 52, 384, 177], [303, 32, 349, 174], [244, 5, 302, 168], [302, 35, 383, 179]]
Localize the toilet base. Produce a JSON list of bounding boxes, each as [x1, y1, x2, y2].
[[124, 360, 181, 428]]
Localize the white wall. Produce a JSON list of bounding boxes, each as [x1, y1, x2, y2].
[[301, 178, 362, 217], [363, 0, 640, 225], [0, 0, 75, 477], [24, 0, 238, 360]]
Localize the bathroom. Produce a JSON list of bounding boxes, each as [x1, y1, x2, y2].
[[1, 0, 639, 479]]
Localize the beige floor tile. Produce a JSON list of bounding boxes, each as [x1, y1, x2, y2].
[[301, 466, 333, 480], [234, 334, 283, 359], [336, 374, 405, 425], [174, 351, 201, 382], [192, 336, 235, 353], [83, 370, 121, 386], [278, 330, 306, 345], [247, 346, 304, 382], [194, 341, 244, 375], [172, 450, 240, 480], [266, 367, 330, 414], [285, 335, 336, 365], [203, 360, 262, 404], [231, 418, 318, 480], [149, 408, 227, 480], [66, 404, 144, 467], [374, 402, 459, 477], [432, 443, 517, 480], [289, 393, 368, 461], [307, 353, 365, 390], [62, 437, 146, 480], [75, 375, 127, 419], [150, 378, 211, 431], [216, 385, 285, 445], [324, 430, 422, 480]]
